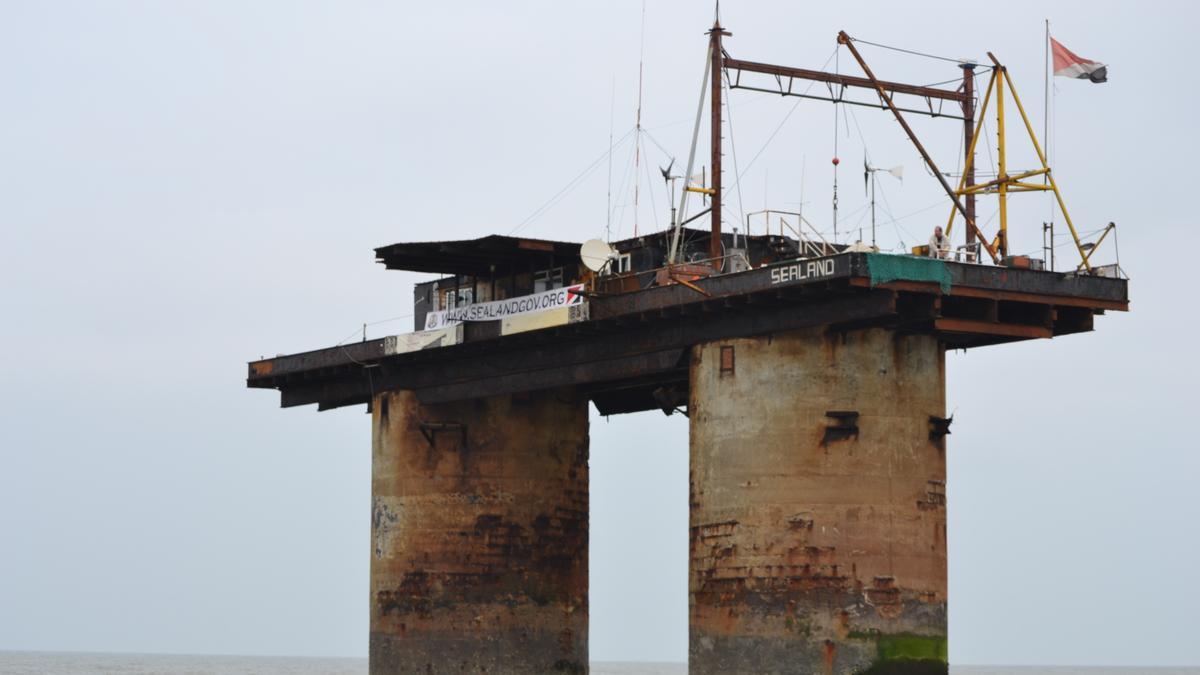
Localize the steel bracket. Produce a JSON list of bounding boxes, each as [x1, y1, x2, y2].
[[418, 421, 468, 450], [928, 415, 953, 441]]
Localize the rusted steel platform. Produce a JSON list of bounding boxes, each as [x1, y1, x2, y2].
[[247, 252, 1127, 414]]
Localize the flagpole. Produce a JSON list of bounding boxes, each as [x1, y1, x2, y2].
[[1044, 19, 1050, 176], [1044, 18, 1054, 270]]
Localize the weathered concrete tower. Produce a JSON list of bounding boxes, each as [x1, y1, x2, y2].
[[690, 328, 947, 673], [369, 389, 589, 673]]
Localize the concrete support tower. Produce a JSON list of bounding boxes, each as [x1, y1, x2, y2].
[[369, 388, 589, 674], [690, 327, 948, 674]]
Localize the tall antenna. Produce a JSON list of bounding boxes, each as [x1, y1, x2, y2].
[[632, 0, 647, 237], [606, 77, 615, 243], [1044, 19, 1050, 171], [799, 155, 806, 240], [1044, 18, 1054, 262], [832, 45, 841, 243]]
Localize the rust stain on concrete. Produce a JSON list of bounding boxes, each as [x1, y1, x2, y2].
[[369, 388, 588, 674], [689, 326, 948, 674]]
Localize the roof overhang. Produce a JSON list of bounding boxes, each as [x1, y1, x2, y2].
[[375, 234, 582, 276]]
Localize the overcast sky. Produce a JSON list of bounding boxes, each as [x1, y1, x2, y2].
[[2, 0, 1197, 666]]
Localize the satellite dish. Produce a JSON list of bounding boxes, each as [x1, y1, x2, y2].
[[580, 239, 617, 272]]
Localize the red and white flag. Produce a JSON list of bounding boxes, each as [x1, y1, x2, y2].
[[1051, 37, 1107, 83]]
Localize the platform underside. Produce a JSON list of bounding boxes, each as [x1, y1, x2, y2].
[[247, 253, 1127, 414]]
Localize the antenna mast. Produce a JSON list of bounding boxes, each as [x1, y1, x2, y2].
[[632, 0, 647, 238], [606, 78, 615, 243]]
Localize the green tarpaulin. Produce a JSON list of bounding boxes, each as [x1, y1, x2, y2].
[[864, 253, 952, 293]]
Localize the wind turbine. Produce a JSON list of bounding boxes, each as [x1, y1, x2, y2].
[[660, 158, 680, 229], [863, 154, 904, 248]]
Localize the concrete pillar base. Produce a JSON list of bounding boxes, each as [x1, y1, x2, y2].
[[369, 389, 589, 675], [689, 327, 948, 675]]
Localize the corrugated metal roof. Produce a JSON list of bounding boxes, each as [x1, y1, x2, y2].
[[374, 227, 797, 275], [374, 234, 583, 276]]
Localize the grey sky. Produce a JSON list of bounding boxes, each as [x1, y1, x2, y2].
[[1, 0, 1196, 666]]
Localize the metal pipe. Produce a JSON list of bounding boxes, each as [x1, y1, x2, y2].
[[961, 63, 977, 250], [996, 61, 1008, 258], [709, 22, 729, 270], [668, 43, 713, 265], [680, 207, 712, 228]]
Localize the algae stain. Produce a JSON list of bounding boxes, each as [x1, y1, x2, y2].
[[846, 631, 948, 674], [875, 633, 947, 662]]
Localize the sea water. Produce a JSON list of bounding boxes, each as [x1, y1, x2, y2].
[[0, 653, 1197, 675]]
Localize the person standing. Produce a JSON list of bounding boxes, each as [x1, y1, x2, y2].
[[928, 226, 951, 259]]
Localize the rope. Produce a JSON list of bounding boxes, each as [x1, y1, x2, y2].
[[334, 313, 419, 350]]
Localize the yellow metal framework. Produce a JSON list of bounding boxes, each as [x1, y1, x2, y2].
[[946, 53, 1095, 272]]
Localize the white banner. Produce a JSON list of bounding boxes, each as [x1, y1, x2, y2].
[[424, 284, 585, 330]]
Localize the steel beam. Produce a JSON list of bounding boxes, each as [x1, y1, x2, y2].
[[276, 290, 901, 410], [724, 57, 968, 103]]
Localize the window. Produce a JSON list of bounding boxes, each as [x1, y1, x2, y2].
[[442, 287, 473, 310], [615, 253, 632, 274], [533, 268, 564, 293], [720, 345, 735, 376]]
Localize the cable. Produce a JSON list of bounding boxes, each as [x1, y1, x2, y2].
[[920, 67, 993, 90], [725, 47, 839, 192], [609, 132, 641, 240], [980, 115, 996, 178], [641, 129, 675, 163], [510, 128, 635, 235], [642, 149, 661, 232], [723, 75, 748, 234], [849, 37, 970, 65]]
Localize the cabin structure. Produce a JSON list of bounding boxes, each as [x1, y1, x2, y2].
[[387, 228, 819, 333]]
